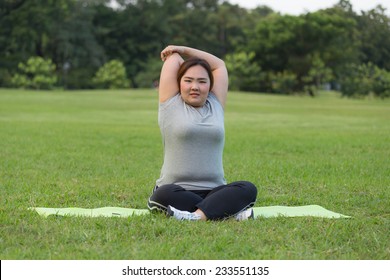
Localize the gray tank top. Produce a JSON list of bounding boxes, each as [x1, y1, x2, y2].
[[156, 93, 226, 190]]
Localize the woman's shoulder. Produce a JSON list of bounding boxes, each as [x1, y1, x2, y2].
[[208, 92, 224, 110], [159, 93, 181, 110]]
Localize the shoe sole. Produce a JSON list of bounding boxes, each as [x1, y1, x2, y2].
[[249, 209, 254, 219], [166, 205, 174, 218]]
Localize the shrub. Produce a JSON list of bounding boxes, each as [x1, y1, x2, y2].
[[92, 60, 131, 89], [372, 68, 390, 99], [0, 68, 12, 87], [11, 57, 57, 89], [270, 71, 298, 94], [65, 68, 96, 89], [340, 63, 390, 98], [134, 57, 162, 88], [302, 54, 333, 96], [225, 52, 263, 92]]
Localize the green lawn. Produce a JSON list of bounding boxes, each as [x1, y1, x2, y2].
[[0, 89, 389, 259]]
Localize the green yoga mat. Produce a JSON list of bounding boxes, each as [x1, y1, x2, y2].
[[31, 205, 350, 219]]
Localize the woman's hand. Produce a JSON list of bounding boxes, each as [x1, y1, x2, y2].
[[161, 45, 185, 61]]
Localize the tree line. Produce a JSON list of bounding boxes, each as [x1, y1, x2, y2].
[[1, 0, 389, 97]]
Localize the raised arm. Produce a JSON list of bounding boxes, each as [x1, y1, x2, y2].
[[159, 45, 228, 107], [158, 52, 184, 103]]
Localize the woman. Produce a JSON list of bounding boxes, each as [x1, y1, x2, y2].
[[147, 45, 257, 221]]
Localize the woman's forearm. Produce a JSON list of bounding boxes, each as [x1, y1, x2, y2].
[[161, 45, 225, 71], [181, 46, 225, 70]]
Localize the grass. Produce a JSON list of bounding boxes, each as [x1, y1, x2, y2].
[[0, 88, 389, 259]]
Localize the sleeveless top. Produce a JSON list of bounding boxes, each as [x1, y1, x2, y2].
[[156, 93, 226, 190]]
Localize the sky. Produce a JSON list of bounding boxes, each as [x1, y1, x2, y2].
[[227, 0, 390, 15]]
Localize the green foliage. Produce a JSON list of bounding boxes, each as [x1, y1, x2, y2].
[[0, 68, 12, 87], [225, 52, 262, 92], [1, 0, 390, 96], [373, 69, 390, 99], [11, 56, 57, 89], [302, 54, 333, 96], [92, 60, 131, 89], [248, 14, 305, 73], [247, 1, 365, 92], [304, 55, 333, 87], [340, 63, 390, 98], [270, 71, 298, 95], [65, 68, 96, 90], [246, 8, 360, 93], [357, 6, 390, 71], [134, 57, 162, 88], [0, 0, 105, 88]]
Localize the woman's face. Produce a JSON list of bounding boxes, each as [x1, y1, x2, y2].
[[180, 65, 211, 107]]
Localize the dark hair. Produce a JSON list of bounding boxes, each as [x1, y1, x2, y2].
[[177, 57, 214, 91]]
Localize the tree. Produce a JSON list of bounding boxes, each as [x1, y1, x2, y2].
[[247, 14, 305, 73], [94, 0, 181, 87], [270, 71, 298, 95], [302, 53, 333, 96], [214, 2, 253, 56], [225, 51, 262, 92], [340, 63, 390, 98], [1, 0, 390, 96], [11, 56, 57, 89], [53, 0, 106, 88], [134, 57, 162, 89], [357, 6, 390, 71], [0, 0, 107, 88], [244, 8, 360, 93], [92, 60, 130, 89]]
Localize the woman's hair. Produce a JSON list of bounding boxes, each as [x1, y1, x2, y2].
[[177, 57, 214, 91]]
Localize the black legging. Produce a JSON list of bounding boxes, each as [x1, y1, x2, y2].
[[147, 181, 257, 220]]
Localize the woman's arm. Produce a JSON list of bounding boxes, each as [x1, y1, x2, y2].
[[159, 46, 228, 107], [158, 52, 184, 103]]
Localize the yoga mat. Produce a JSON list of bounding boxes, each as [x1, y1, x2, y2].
[[253, 205, 350, 218], [32, 207, 149, 218], [30, 205, 350, 219]]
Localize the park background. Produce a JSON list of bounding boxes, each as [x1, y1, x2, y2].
[[0, 0, 389, 260], [1, 0, 390, 97]]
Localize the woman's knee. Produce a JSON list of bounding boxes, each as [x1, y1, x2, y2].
[[151, 184, 183, 200], [235, 180, 258, 199], [148, 184, 182, 210]]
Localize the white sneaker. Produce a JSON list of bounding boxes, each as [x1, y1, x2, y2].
[[235, 208, 254, 221], [167, 205, 202, 221]]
